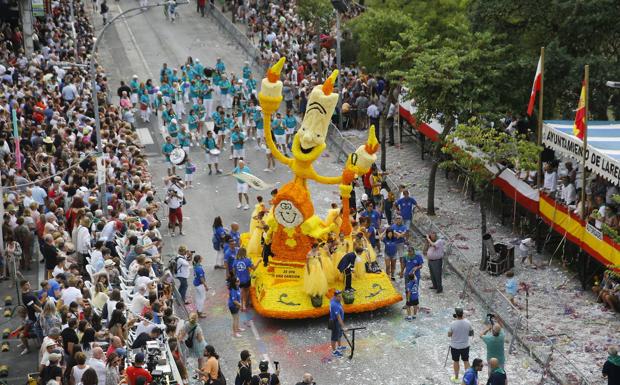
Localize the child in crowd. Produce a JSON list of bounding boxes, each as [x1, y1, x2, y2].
[[505, 271, 518, 307], [405, 275, 419, 321], [184, 157, 196, 188]]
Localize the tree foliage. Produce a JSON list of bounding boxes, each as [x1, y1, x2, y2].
[[441, 124, 542, 192], [296, 0, 334, 33], [468, 0, 620, 119]]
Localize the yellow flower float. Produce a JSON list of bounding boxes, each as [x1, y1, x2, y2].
[[245, 57, 402, 318]]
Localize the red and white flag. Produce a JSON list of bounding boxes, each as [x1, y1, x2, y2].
[[527, 56, 542, 116]]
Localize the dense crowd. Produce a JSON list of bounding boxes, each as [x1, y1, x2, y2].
[[0, 2, 194, 385]]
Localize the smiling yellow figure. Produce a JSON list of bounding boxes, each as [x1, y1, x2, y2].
[[258, 58, 377, 262]]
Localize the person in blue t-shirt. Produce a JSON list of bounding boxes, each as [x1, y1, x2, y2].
[[224, 238, 238, 274], [329, 291, 346, 357], [403, 246, 424, 283], [381, 229, 399, 280], [395, 189, 422, 229], [231, 247, 253, 311], [390, 216, 409, 277], [360, 202, 381, 229], [192, 254, 209, 318], [227, 275, 243, 337], [462, 358, 483, 385], [405, 275, 419, 321]]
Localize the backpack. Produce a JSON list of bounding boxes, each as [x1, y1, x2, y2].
[[252, 374, 274, 385], [184, 325, 196, 349], [168, 256, 182, 275]]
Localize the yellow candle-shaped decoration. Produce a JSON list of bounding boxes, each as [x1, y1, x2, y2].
[[260, 57, 286, 99]]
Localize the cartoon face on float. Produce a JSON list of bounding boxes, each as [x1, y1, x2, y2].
[[291, 72, 340, 163], [274, 200, 304, 228]]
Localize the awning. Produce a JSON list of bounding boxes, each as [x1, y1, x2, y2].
[[399, 99, 539, 213], [543, 120, 620, 185]]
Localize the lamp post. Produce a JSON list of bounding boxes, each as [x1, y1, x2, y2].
[[89, 1, 188, 215], [331, 0, 348, 132]]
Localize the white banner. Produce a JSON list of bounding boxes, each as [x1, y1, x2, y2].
[[542, 123, 620, 185]]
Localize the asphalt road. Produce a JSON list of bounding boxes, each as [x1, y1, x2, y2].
[[97, 4, 550, 385]]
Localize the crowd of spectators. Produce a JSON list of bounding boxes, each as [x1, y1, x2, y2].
[[0, 1, 194, 384], [220, 0, 401, 136]]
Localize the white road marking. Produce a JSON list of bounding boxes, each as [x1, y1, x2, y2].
[[116, 4, 154, 78], [136, 127, 154, 145]]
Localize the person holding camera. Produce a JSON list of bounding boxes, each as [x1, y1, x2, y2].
[[164, 175, 185, 237], [425, 232, 445, 294], [250, 360, 280, 385], [480, 314, 505, 372], [448, 307, 474, 383]]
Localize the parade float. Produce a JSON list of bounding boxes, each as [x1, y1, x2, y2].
[[241, 58, 402, 319]]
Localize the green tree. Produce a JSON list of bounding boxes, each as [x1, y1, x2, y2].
[[347, 9, 414, 72], [297, 0, 334, 32], [381, 23, 508, 215], [468, 0, 620, 119], [441, 123, 541, 263]]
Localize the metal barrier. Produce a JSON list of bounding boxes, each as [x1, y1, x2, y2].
[[326, 125, 590, 385]]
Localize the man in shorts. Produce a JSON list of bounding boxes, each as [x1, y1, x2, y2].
[[283, 109, 297, 147], [201, 130, 221, 175], [271, 112, 287, 155], [329, 290, 346, 357], [162, 136, 176, 176], [231, 125, 246, 167], [254, 106, 264, 150], [233, 159, 251, 210], [448, 307, 474, 383], [164, 175, 185, 236]]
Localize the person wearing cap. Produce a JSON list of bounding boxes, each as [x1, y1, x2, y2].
[[448, 307, 474, 383], [39, 350, 62, 385], [125, 352, 153, 385], [329, 290, 347, 358], [251, 360, 280, 385]]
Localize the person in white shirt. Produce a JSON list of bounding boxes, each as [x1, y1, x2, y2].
[[560, 176, 577, 205], [164, 176, 185, 237], [174, 246, 191, 303], [76, 217, 92, 272], [85, 347, 107, 385], [542, 163, 558, 195], [134, 313, 156, 337], [60, 277, 83, 307], [130, 286, 150, 315]]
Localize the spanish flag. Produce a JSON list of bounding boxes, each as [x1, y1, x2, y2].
[[573, 82, 586, 140]]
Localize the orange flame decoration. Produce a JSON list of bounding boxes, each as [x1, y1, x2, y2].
[[321, 70, 339, 95], [364, 125, 379, 154], [267, 57, 286, 83]]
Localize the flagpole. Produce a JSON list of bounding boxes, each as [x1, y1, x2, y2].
[[536, 46, 545, 187], [580, 65, 589, 220]]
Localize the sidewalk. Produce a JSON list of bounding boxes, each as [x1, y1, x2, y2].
[[343, 129, 620, 383], [0, 257, 40, 384]]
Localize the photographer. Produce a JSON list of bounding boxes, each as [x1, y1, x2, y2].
[[448, 307, 474, 383], [425, 232, 445, 294], [480, 314, 505, 373], [250, 360, 280, 385], [164, 175, 185, 237]]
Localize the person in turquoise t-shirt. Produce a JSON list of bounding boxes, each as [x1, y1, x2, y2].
[[167, 118, 179, 139], [220, 75, 232, 110], [242, 62, 251, 80], [201, 130, 221, 175], [162, 136, 176, 176], [480, 317, 506, 370], [245, 74, 257, 98], [139, 93, 150, 122], [189, 80, 201, 104], [187, 109, 199, 145], [283, 109, 297, 146], [230, 125, 246, 167], [215, 57, 226, 73], [178, 125, 191, 151], [254, 106, 264, 149], [271, 112, 287, 154], [202, 79, 214, 118], [232, 160, 251, 209]]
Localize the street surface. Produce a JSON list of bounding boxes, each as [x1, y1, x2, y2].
[[97, 3, 566, 384]]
